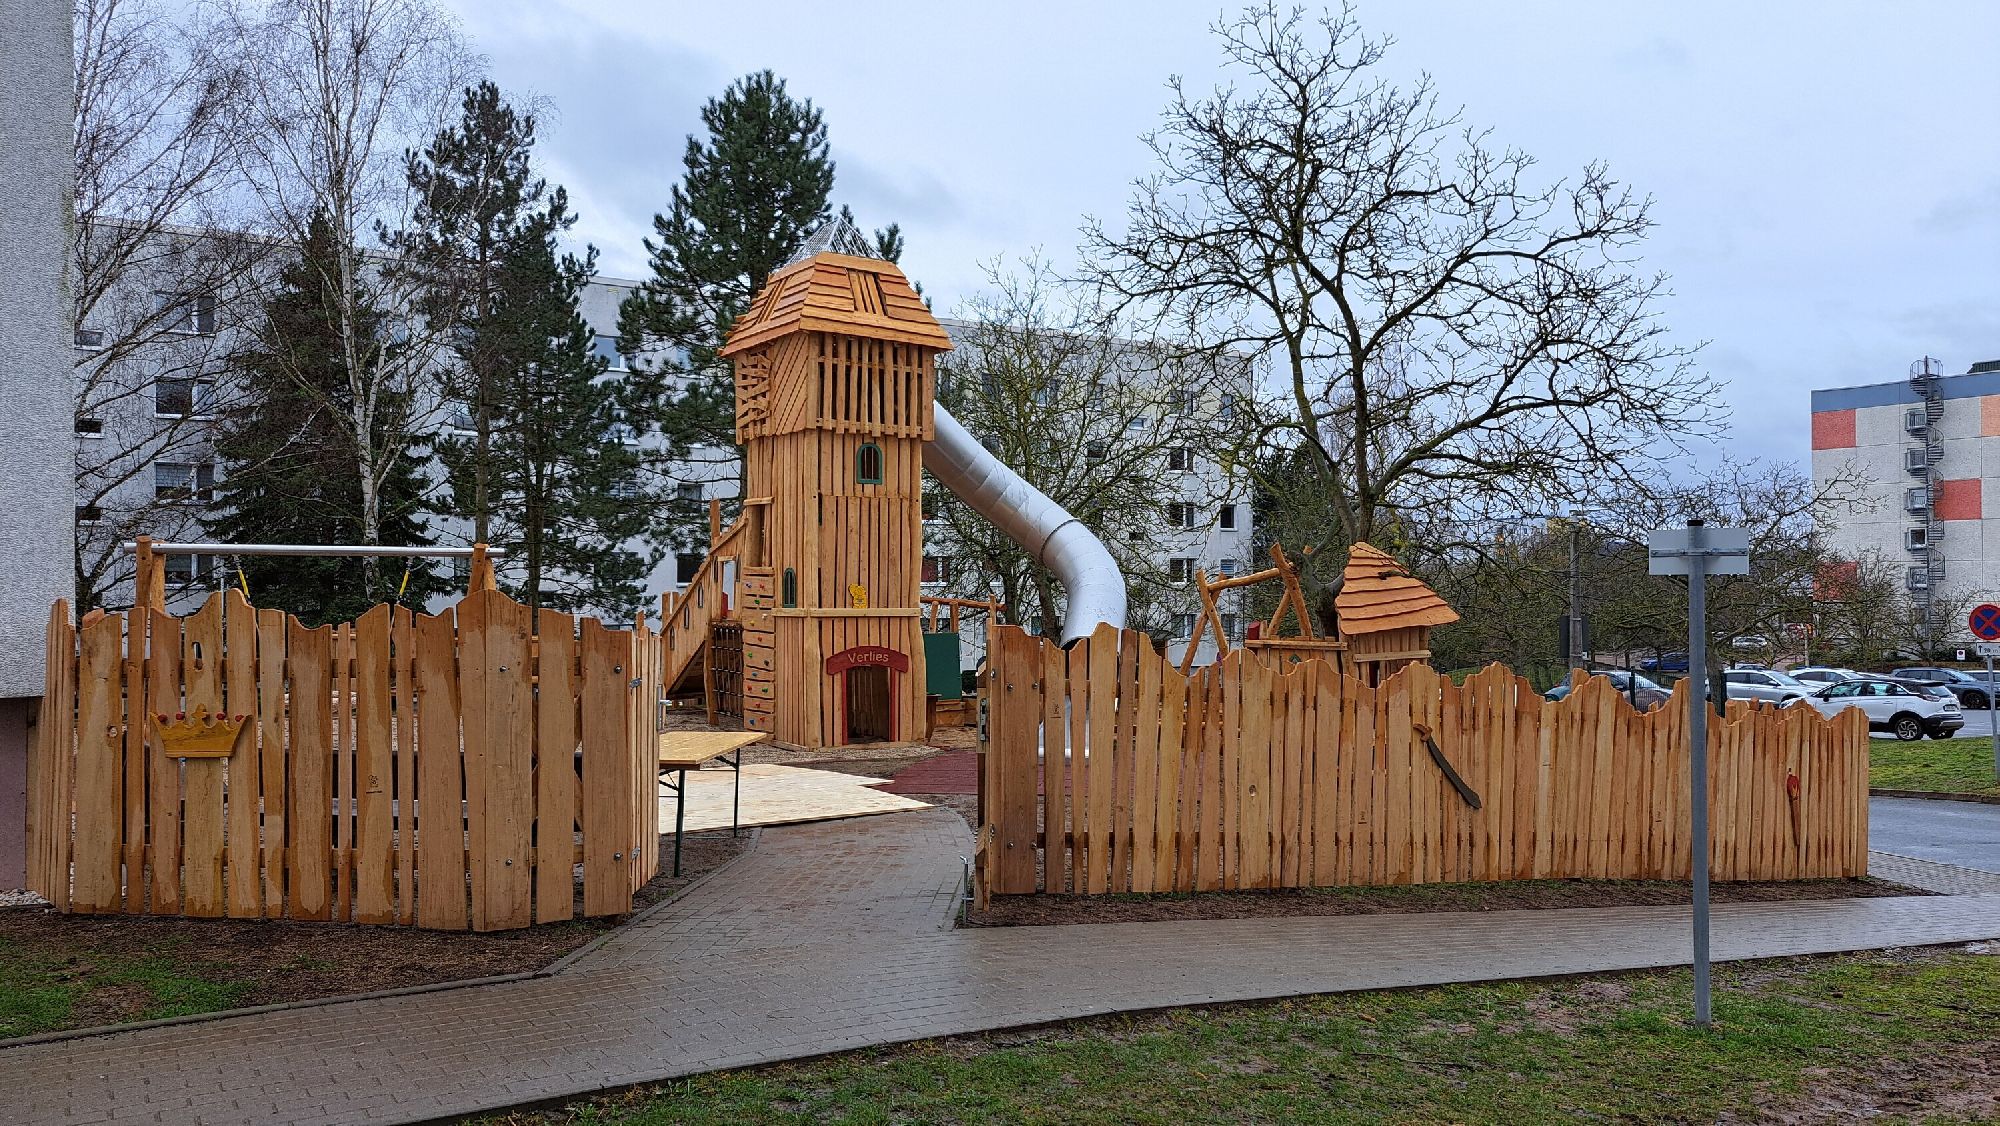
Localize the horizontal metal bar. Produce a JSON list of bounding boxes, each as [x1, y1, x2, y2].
[[123, 542, 507, 558]]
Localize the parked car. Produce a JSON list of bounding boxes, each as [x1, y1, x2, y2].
[[1789, 666, 1864, 688], [1729, 634, 1771, 650], [1806, 678, 1963, 741], [1720, 668, 1812, 706], [1543, 670, 1671, 710], [1642, 651, 1689, 673], [1888, 667, 1997, 709]]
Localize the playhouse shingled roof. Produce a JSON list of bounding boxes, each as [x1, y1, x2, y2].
[[1334, 542, 1460, 635], [720, 251, 952, 357]]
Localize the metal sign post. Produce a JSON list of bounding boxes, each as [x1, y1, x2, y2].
[[1969, 606, 2000, 779], [1649, 520, 1750, 1028]]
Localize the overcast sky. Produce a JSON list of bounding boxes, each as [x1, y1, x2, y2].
[[444, 0, 2000, 468]]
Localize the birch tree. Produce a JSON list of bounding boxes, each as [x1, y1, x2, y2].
[[212, 0, 472, 593]]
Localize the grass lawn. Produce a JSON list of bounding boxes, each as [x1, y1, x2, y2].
[[495, 948, 2000, 1125], [0, 932, 257, 1038], [1871, 736, 2000, 797]]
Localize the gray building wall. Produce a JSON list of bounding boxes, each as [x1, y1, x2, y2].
[[0, 0, 77, 887]]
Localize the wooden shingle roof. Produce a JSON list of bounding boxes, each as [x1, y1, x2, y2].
[[1335, 542, 1460, 635], [720, 252, 952, 356]]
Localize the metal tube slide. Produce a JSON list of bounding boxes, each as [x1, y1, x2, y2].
[[924, 402, 1127, 643]]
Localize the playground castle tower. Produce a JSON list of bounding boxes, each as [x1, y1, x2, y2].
[[717, 249, 952, 748]]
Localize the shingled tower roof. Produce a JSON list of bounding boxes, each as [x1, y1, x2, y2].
[[719, 247, 950, 357], [1334, 542, 1460, 635]]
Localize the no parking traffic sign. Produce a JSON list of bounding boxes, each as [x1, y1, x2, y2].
[[1971, 603, 2000, 642]]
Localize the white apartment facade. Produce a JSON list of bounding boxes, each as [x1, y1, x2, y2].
[[78, 262, 1255, 665], [1811, 355, 2000, 643]]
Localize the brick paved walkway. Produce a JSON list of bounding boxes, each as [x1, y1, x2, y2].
[[8, 810, 2000, 1125]]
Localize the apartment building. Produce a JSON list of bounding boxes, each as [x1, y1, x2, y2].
[[1811, 355, 2000, 642], [73, 255, 1255, 667]]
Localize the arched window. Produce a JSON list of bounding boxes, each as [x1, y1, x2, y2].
[[855, 442, 884, 484], [782, 567, 798, 608]]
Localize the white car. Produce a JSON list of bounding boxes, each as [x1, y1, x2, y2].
[[1721, 668, 1812, 706], [1805, 679, 1963, 741], [1788, 666, 1864, 689]]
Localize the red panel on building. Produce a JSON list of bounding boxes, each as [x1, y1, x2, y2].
[[1936, 478, 1982, 521], [1810, 409, 1856, 450]]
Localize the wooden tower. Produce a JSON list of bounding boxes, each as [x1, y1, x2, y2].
[[718, 250, 951, 749]]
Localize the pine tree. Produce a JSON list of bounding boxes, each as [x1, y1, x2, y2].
[[617, 70, 835, 469], [206, 212, 448, 625], [400, 82, 658, 615]]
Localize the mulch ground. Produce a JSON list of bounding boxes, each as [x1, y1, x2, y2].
[[0, 830, 750, 1037], [968, 875, 1925, 927]]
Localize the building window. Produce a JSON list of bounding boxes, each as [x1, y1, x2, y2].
[[153, 291, 217, 335], [1167, 448, 1192, 472], [1165, 502, 1198, 529], [155, 377, 214, 419], [1218, 504, 1236, 531], [1169, 557, 1195, 586], [782, 567, 797, 608], [675, 553, 701, 585], [1127, 415, 1150, 432], [1173, 388, 1196, 415], [607, 413, 640, 445], [922, 554, 951, 584], [1905, 527, 1928, 552], [922, 492, 940, 520], [75, 417, 104, 437], [1172, 612, 1197, 638], [74, 328, 105, 349], [675, 481, 704, 503], [154, 462, 215, 503], [1218, 557, 1240, 577], [450, 556, 471, 582], [76, 504, 102, 524], [1905, 486, 1929, 513], [1221, 612, 1241, 640], [164, 553, 212, 585], [590, 333, 630, 372], [1085, 439, 1107, 462], [856, 442, 884, 484]]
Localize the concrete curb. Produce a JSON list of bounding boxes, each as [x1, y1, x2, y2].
[[1871, 787, 2000, 806], [0, 828, 764, 1052]]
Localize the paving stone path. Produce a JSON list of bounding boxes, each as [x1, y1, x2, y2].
[[7, 809, 2000, 1125]]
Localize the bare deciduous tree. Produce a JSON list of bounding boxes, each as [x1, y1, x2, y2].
[[1083, 3, 1722, 549], [71, 0, 267, 611], [929, 258, 1238, 642]]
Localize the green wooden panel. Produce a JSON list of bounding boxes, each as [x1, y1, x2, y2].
[[923, 630, 962, 699]]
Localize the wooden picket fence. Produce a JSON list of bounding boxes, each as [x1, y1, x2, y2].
[[25, 588, 663, 930], [978, 625, 1870, 898]]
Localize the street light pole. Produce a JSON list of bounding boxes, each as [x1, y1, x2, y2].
[[1568, 519, 1586, 673]]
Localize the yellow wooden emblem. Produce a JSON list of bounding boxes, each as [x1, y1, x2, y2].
[[154, 705, 248, 759], [849, 583, 868, 609]]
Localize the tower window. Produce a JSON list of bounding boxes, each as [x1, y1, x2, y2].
[[782, 567, 798, 608], [856, 442, 884, 484]]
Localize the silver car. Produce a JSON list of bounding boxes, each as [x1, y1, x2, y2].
[[1721, 668, 1811, 706]]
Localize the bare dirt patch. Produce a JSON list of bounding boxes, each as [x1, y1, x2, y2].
[[0, 829, 749, 1037]]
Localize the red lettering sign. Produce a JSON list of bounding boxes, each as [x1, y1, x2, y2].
[[825, 645, 909, 675]]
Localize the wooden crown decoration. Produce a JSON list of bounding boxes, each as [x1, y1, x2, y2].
[[154, 705, 247, 759]]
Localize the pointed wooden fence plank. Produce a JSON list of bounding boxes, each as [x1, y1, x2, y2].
[[286, 619, 333, 921], [146, 609, 183, 912], [535, 609, 579, 924], [353, 604, 396, 925], [71, 612, 125, 912], [223, 591, 263, 919], [414, 610, 466, 930], [255, 607, 289, 915], [580, 619, 637, 918]]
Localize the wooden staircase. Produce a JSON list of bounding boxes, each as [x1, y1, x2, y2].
[[661, 508, 760, 700]]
